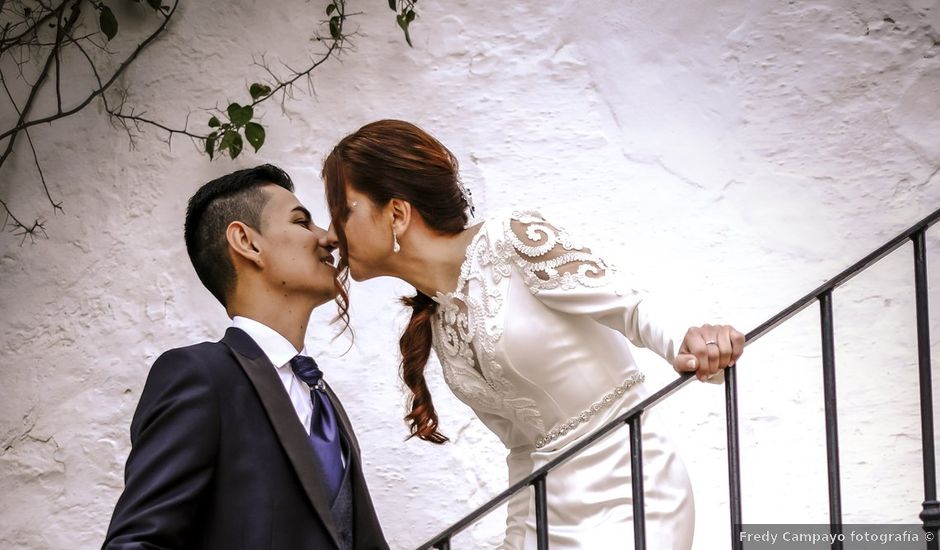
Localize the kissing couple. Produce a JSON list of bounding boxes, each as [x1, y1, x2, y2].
[[103, 120, 744, 550]]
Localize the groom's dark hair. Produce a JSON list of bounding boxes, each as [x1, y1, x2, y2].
[[184, 164, 294, 307]]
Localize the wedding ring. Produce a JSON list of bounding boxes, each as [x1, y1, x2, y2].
[[705, 341, 718, 346]]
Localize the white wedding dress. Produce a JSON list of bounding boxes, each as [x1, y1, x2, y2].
[[430, 211, 695, 549]]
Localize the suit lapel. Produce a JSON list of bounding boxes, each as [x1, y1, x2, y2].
[[221, 328, 342, 549]]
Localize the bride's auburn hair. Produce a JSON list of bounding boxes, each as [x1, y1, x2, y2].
[[322, 119, 469, 444]]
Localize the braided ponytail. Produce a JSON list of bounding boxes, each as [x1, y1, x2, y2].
[[323, 120, 469, 445], [399, 292, 448, 443]]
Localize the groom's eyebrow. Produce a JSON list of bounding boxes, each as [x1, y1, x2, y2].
[[291, 205, 312, 220]]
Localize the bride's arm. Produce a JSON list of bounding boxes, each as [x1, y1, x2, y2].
[[502, 211, 682, 359], [501, 211, 742, 381], [502, 444, 535, 549]]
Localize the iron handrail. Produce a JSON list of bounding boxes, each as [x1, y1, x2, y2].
[[419, 206, 940, 550]]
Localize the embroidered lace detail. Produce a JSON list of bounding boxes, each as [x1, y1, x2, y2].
[[432, 226, 545, 434], [503, 211, 612, 292], [534, 372, 646, 449]]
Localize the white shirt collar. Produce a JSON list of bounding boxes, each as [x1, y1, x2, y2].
[[232, 316, 306, 367]]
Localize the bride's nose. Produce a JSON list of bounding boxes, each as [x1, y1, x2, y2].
[[319, 223, 339, 252]]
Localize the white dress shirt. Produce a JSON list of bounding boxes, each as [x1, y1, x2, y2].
[[232, 316, 313, 434]]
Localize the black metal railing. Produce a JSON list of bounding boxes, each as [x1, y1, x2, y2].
[[419, 206, 940, 550]]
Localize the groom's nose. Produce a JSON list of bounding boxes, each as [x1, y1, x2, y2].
[[319, 223, 339, 252]]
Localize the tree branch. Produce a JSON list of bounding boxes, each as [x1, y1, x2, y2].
[[53, 1, 64, 112], [0, 196, 47, 243], [0, 0, 178, 142], [0, 0, 68, 55], [0, 0, 77, 171]]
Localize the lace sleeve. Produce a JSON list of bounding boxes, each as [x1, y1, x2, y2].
[[502, 211, 685, 364]]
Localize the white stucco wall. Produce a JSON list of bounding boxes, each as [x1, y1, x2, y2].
[[1, 0, 939, 548]]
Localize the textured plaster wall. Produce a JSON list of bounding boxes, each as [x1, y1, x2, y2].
[[1, 0, 939, 548]]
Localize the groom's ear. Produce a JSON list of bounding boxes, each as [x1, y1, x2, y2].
[[389, 198, 411, 234], [226, 221, 263, 268]]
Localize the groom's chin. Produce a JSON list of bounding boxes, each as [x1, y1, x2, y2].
[[310, 291, 337, 310]]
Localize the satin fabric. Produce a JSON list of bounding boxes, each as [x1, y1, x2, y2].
[[431, 211, 695, 549]]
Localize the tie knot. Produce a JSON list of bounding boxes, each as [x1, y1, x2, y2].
[[289, 355, 324, 389]]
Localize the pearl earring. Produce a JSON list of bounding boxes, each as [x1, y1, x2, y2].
[[392, 229, 401, 253]]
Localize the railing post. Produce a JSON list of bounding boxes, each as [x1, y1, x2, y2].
[[533, 475, 549, 550], [629, 414, 647, 550], [725, 364, 743, 550], [912, 230, 939, 550], [819, 290, 843, 549]]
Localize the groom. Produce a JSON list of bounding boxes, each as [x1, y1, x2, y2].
[[103, 165, 387, 549]]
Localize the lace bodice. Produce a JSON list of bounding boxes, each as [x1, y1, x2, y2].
[[430, 211, 685, 452]]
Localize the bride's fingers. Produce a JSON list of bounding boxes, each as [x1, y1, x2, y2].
[[717, 326, 733, 368], [729, 326, 745, 366], [700, 325, 721, 378], [674, 352, 699, 374]]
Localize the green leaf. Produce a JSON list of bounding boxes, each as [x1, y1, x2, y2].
[[226, 103, 241, 122], [208, 116, 220, 128], [219, 129, 235, 150], [229, 133, 244, 158], [99, 5, 118, 41], [244, 122, 265, 152], [406, 8, 416, 22], [219, 130, 243, 158], [326, 3, 336, 15], [396, 13, 413, 47], [205, 132, 217, 160], [249, 83, 271, 100], [329, 16, 340, 39], [146, 0, 161, 10], [388, 0, 396, 10], [227, 103, 253, 126]]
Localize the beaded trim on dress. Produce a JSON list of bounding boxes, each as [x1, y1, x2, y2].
[[534, 372, 645, 449]]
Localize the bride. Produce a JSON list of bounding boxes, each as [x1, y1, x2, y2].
[[318, 119, 744, 549]]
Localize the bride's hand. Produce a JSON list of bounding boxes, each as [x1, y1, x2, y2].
[[673, 324, 745, 382]]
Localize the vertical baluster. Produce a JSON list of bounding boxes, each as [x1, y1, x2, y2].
[[725, 364, 743, 550], [629, 414, 647, 550], [434, 538, 450, 550], [912, 230, 940, 550], [534, 475, 549, 550], [819, 290, 844, 549]]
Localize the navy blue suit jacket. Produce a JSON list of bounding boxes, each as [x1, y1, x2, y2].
[[103, 327, 388, 550]]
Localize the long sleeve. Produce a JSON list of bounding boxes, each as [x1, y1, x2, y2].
[[103, 348, 220, 550], [501, 211, 687, 365], [501, 443, 535, 549]]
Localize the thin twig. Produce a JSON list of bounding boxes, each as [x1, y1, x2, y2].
[[0, 1, 65, 54], [0, 196, 46, 243], [0, 0, 80, 166], [22, 127, 61, 213], [0, 0, 179, 142], [53, 1, 64, 112]]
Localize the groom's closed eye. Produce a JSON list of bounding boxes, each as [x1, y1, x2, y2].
[[291, 206, 313, 229]]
